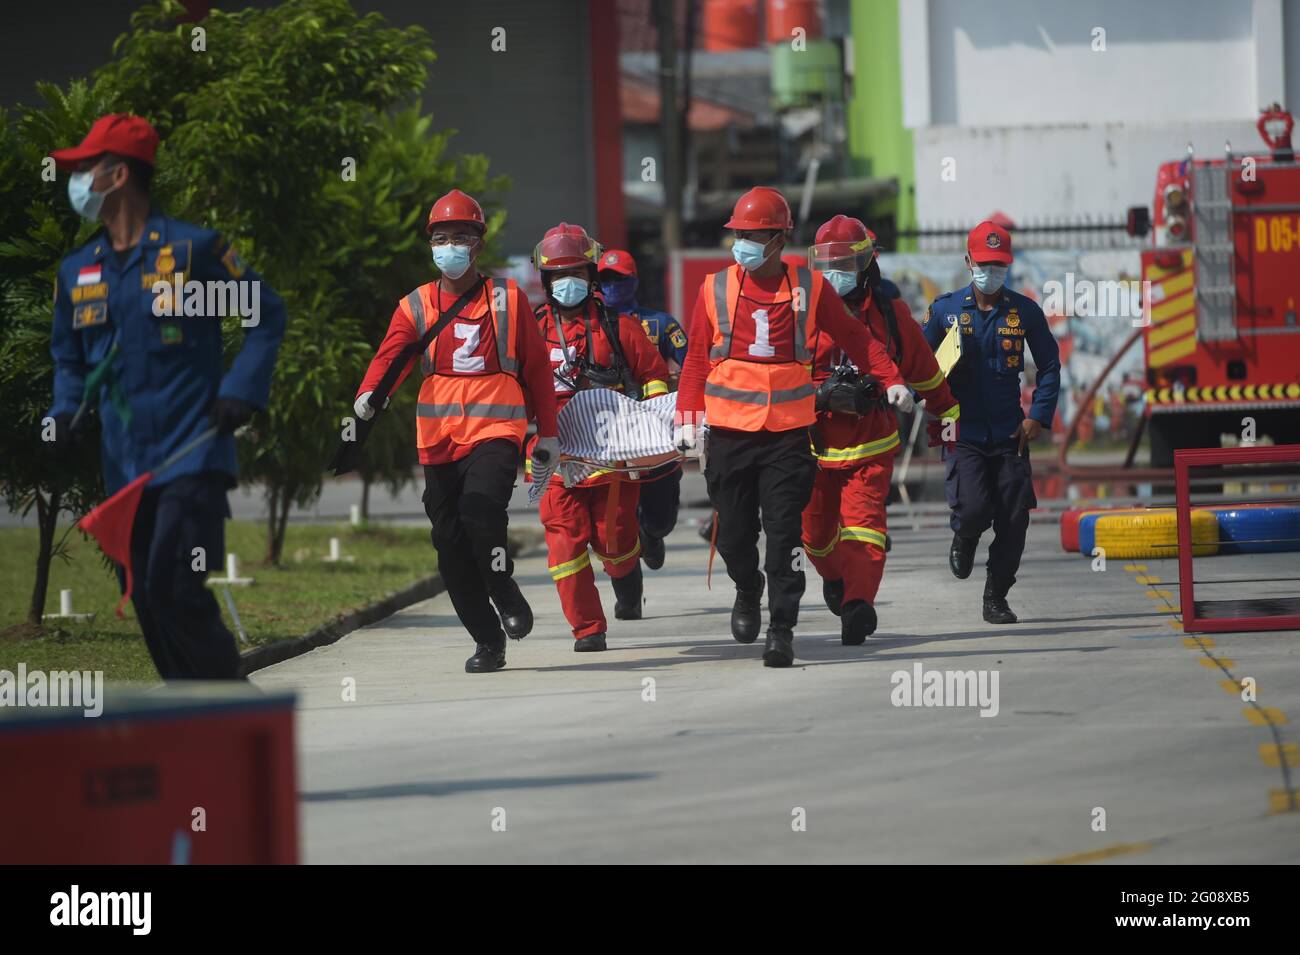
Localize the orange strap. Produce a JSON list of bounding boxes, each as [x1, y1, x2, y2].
[[706, 508, 719, 590], [604, 475, 621, 556]]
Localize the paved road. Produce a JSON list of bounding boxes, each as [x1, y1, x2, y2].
[[253, 506, 1300, 864]]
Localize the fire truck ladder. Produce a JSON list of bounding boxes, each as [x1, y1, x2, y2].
[[1191, 160, 1238, 342]]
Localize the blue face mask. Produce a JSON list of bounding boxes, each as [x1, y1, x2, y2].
[[67, 166, 119, 221], [970, 264, 1009, 295], [732, 236, 776, 271], [822, 270, 858, 297], [432, 244, 472, 280], [550, 276, 590, 308], [599, 277, 637, 311]]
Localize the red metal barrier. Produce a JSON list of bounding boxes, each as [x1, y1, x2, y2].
[[1175, 444, 1300, 633], [0, 687, 297, 864]]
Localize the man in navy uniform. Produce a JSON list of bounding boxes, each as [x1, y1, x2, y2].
[[922, 221, 1059, 624], [597, 248, 687, 570], [47, 114, 286, 678]]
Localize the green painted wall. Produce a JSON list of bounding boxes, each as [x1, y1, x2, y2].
[[846, 0, 915, 243]]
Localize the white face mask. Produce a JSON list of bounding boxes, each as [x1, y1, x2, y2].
[[822, 269, 858, 297], [550, 276, 590, 308], [67, 164, 121, 221], [732, 235, 777, 271], [970, 263, 1008, 294]]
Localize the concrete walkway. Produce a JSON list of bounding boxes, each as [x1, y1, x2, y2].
[[253, 504, 1300, 864]]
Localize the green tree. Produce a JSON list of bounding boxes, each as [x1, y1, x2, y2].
[[0, 82, 112, 630], [318, 106, 508, 517], [88, 0, 505, 562]]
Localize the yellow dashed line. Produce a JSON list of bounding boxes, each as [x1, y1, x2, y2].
[[1182, 636, 1215, 649], [1269, 789, 1299, 813], [1244, 707, 1288, 727], [1145, 589, 1174, 600], [1167, 619, 1184, 630], [1034, 842, 1155, 865], [1135, 575, 1161, 585], [1123, 563, 1148, 572], [1219, 679, 1245, 696], [1199, 657, 1235, 669], [1260, 743, 1300, 768]]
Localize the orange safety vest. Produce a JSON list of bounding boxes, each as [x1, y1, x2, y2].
[[398, 277, 528, 450], [701, 263, 819, 431]]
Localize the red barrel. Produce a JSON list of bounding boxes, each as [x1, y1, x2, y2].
[[703, 0, 761, 50]]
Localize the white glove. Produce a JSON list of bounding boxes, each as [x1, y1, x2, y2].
[[531, 435, 560, 472], [887, 384, 915, 414], [674, 423, 699, 455], [354, 391, 389, 421]]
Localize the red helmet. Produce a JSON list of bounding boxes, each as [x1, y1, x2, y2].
[[533, 222, 601, 271], [724, 186, 793, 231], [427, 189, 485, 235], [809, 214, 876, 272]]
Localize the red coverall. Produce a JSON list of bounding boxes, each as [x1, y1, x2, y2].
[[802, 291, 959, 605], [528, 301, 670, 639]]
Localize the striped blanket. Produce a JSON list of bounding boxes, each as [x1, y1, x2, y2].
[[529, 389, 680, 503]]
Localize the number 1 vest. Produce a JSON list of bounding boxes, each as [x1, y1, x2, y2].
[[701, 263, 819, 432], [397, 277, 529, 451]]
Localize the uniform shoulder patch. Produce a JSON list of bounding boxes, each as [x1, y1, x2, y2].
[[212, 235, 247, 279], [669, 327, 687, 348]]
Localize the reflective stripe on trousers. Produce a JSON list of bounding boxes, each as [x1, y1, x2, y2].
[[417, 402, 528, 418]]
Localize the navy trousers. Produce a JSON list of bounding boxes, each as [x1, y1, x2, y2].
[[637, 466, 682, 540], [118, 471, 242, 680], [943, 439, 1037, 597]]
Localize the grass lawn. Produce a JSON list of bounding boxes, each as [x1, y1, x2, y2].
[[0, 521, 441, 683]]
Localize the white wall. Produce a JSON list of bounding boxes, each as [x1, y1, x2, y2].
[[901, 0, 1296, 227]]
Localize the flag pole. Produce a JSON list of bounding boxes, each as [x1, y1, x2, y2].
[[155, 426, 220, 476]]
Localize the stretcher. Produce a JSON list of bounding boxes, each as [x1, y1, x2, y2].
[[529, 390, 686, 503]]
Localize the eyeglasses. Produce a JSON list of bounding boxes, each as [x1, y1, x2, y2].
[[430, 233, 478, 247]]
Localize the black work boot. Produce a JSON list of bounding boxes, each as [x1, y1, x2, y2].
[[465, 636, 507, 673], [841, 599, 878, 645], [495, 577, 533, 641], [731, 573, 765, 644], [640, 530, 665, 571], [949, 533, 978, 579], [823, 578, 845, 616], [613, 565, 644, 620], [574, 631, 608, 652], [762, 625, 795, 668], [982, 578, 1018, 624]]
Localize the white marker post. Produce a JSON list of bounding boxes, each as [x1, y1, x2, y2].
[[42, 588, 96, 622]]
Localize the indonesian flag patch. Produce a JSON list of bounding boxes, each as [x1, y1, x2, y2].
[[78, 265, 102, 286]]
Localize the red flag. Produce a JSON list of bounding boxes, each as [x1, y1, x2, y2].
[[78, 471, 153, 618]]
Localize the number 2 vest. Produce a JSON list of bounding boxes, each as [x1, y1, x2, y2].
[[397, 277, 529, 451], [701, 263, 820, 432]]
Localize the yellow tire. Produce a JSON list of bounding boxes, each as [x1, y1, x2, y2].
[[1081, 508, 1219, 559]]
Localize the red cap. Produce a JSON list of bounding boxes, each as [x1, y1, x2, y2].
[[50, 114, 159, 170], [426, 189, 486, 234], [598, 249, 637, 277], [967, 220, 1013, 265]]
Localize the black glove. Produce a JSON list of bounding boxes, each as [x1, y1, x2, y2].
[[211, 397, 257, 436], [49, 413, 79, 461]]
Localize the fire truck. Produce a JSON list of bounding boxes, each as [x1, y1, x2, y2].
[[1128, 104, 1300, 467]]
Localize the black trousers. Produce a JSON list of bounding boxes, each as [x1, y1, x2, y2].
[[118, 471, 241, 680], [944, 438, 1038, 597], [423, 438, 520, 645], [704, 426, 817, 629], [637, 466, 682, 539]]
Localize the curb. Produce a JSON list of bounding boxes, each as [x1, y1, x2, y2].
[[239, 530, 545, 676]]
